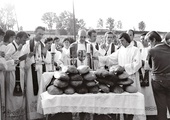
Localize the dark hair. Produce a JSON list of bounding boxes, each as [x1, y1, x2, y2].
[[147, 31, 162, 42], [87, 29, 96, 37], [128, 29, 135, 36], [141, 32, 147, 37], [16, 31, 28, 39], [27, 33, 30, 37], [0, 28, 5, 36], [44, 37, 53, 44], [63, 37, 71, 43], [119, 33, 131, 43], [54, 37, 60, 41], [105, 31, 114, 36], [4, 30, 16, 43], [35, 26, 45, 32]]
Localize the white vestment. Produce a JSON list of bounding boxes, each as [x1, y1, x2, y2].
[[99, 45, 142, 91], [43, 49, 62, 72], [60, 47, 70, 66], [21, 40, 44, 119], [5, 41, 26, 120], [88, 42, 100, 70]]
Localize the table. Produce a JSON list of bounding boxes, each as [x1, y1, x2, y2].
[[37, 72, 146, 120]]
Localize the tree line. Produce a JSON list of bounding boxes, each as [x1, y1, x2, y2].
[[0, 3, 146, 34]]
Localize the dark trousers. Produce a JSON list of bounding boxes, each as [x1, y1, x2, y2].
[[152, 80, 170, 120]]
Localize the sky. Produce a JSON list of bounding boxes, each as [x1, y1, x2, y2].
[[0, 0, 170, 32]]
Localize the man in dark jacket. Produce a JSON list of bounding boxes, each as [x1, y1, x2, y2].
[[147, 31, 170, 120]]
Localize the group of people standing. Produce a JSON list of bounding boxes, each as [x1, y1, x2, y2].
[[0, 26, 170, 120]]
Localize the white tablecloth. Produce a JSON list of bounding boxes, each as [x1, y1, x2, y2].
[[41, 92, 145, 116], [37, 72, 146, 120]]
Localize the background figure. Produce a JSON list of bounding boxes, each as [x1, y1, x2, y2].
[[54, 37, 63, 52], [0, 28, 5, 120], [147, 31, 170, 120], [87, 29, 100, 70], [99, 31, 116, 56], [127, 29, 143, 50], [140, 32, 157, 116], [42, 37, 62, 71], [59, 37, 71, 66], [0, 30, 16, 55], [0, 28, 5, 45]]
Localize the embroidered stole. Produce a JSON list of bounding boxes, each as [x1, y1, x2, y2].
[[70, 42, 93, 69], [12, 42, 23, 96], [29, 39, 46, 95]]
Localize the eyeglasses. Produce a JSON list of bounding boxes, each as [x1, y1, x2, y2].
[[80, 36, 86, 38]]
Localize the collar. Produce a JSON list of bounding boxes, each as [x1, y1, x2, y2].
[[13, 40, 19, 48]]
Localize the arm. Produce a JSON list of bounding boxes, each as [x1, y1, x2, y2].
[[124, 48, 142, 75], [98, 50, 119, 68], [147, 49, 152, 68]]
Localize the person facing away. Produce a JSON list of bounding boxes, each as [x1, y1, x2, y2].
[[5, 31, 29, 120], [22, 26, 46, 120], [146, 31, 170, 120], [127, 29, 143, 50]]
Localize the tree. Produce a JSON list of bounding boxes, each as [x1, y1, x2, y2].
[[0, 3, 16, 30], [55, 11, 86, 35], [41, 12, 57, 30], [106, 17, 115, 31], [97, 18, 103, 28], [116, 20, 123, 29], [138, 21, 146, 31]]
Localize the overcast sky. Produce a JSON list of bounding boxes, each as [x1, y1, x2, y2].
[[1, 0, 170, 32]]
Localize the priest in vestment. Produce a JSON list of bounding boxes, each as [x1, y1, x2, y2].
[[97, 32, 142, 91], [5, 31, 29, 120], [70, 29, 91, 68], [22, 26, 45, 120], [96, 33, 142, 120], [87, 29, 100, 70]]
